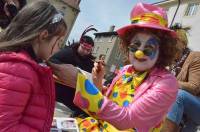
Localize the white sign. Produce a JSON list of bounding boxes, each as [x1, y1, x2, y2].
[[51, 117, 79, 132]]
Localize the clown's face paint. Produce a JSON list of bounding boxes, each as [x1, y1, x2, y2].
[[128, 32, 160, 71]]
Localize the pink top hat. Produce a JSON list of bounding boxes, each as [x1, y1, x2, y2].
[[117, 3, 176, 41]]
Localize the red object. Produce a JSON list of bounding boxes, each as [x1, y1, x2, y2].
[[0, 51, 55, 131], [82, 120, 91, 127], [80, 42, 93, 50], [74, 91, 89, 109], [126, 66, 134, 73], [120, 92, 127, 99]]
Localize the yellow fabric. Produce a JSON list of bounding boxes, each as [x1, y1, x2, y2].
[[75, 73, 103, 113], [131, 13, 168, 27], [108, 70, 147, 108], [76, 117, 134, 132]]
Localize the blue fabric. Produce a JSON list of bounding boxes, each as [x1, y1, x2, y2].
[[167, 89, 200, 125]]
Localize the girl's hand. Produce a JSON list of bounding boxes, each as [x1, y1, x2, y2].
[[47, 62, 78, 88]]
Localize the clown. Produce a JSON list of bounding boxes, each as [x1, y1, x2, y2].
[[73, 2, 178, 132]]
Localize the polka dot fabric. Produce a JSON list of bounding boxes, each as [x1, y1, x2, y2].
[[109, 67, 148, 107], [74, 73, 104, 113]]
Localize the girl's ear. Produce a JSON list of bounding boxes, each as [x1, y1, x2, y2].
[[39, 30, 49, 41]]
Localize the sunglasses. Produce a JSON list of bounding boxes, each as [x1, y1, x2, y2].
[[128, 37, 159, 56], [128, 46, 155, 56], [81, 42, 93, 49], [80, 44, 93, 52]]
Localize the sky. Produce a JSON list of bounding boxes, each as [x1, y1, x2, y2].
[[68, 0, 161, 42]]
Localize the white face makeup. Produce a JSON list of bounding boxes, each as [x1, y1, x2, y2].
[[128, 32, 160, 71]]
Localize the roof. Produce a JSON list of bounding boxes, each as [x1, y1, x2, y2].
[[61, 0, 80, 10], [94, 31, 118, 37]]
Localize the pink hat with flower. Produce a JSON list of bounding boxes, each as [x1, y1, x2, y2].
[[117, 2, 176, 41]]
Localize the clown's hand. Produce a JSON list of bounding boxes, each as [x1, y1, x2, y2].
[[92, 60, 105, 91], [73, 73, 104, 113]]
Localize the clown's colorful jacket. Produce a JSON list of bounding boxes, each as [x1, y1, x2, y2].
[[74, 65, 178, 131]]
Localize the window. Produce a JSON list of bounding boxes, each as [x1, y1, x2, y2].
[[185, 3, 199, 16], [108, 35, 115, 42], [95, 37, 99, 42], [62, 6, 67, 10], [95, 36, 103, 42], [96, 47, 99, 53], [115, 50, 121, 60], [105, 48, 109, 54]]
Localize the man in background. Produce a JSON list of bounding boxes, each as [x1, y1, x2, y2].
[[50, 26, 97, 117]]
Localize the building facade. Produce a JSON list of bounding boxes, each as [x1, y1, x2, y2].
[[154, 0, 200, 51], [49, 0, 80, 39], [93, 26, 125, 74]]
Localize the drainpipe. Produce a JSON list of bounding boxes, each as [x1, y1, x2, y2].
[[170, 0, 181, 27]]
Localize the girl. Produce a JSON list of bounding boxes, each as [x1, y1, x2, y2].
[[0, 1, 67, 131]]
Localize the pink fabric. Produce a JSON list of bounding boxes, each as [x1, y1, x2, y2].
[[0, 51, 55, 132], [98, 65, 178, 131], [117, 3, 177, 42], [130, 3, 168, 23]]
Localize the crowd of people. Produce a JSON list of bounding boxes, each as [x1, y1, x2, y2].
[[0, 0, 199, 132]]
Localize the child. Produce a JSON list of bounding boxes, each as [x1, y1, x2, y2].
[[0, 1, 67, 131]]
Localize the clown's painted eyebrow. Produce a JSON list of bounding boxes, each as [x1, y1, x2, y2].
[[146, 37, 160, 46], [132, 40, 141, 46], [130, 34, 160, 47], [145, 44, 155, 49], [130, 36, 141, 46]]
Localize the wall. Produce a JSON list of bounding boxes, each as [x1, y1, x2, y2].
[[157, 0, 200, 51]]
